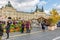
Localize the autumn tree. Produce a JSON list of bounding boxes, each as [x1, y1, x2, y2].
[[50, 9, 58, 16], [49, 9, 59, 25]]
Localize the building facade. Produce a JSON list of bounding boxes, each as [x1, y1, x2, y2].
[[0, 1, 46, 20]]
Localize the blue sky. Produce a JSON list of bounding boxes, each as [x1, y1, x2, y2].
[[0, 0, 60, 14], [43, 0, 60, 12], [39, 0, 60, 14]]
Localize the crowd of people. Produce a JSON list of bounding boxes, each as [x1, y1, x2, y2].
[[0, 18, 49, 40], [0, 19, 32, 40]]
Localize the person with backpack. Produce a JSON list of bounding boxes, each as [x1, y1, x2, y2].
[[0, 21, 3, 40]]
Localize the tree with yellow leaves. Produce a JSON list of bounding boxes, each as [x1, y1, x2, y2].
[[49, 9, 59, 26], [50, 9, 58, 16]]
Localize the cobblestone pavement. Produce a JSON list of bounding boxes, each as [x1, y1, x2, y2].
[[2, 27, 60, 40]]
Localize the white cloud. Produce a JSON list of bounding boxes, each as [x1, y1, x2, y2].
[[44, 8, 52, 15], [11, 0, 39, 11], [45, 10, 50, 14], [0, 0, 39, 12], [38, 1, 47, 6], [53, 3, 60, 10], [10, 0, 34, 3], [0, 0, 7, 8], [56, 5, 60, 9], [53, 4, 60, 13], [53, 3, 57, 7]]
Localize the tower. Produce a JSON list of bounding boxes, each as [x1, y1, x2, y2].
[[5, 1, 12, 7], [35, 5, 38, 12], [35, 4, 44, 13], [41, 6, 44, 12]]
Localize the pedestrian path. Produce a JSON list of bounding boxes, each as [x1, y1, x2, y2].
[[2, 30, 49, 40], [2, 31, 42, 40], [2, 27, 50, 40], [2, 27, 42, 40]]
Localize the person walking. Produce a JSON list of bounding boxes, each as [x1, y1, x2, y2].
[[0, 21, 3, 40], [6, 20, 11, 39], [41, 20, 46, 31], [21, 20, 25, 33], [26, 21, 31, 33]]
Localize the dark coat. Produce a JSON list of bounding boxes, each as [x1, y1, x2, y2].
[[6, 21, 11, 33], [41, 21, 45, 30], [21, 23, 25, 28], [6, 25, 10, 33], [0, 24, 3, 36]]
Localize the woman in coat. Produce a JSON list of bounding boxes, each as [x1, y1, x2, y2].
[[6, 20, 11, 39], [26, 21, 31, 33]]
